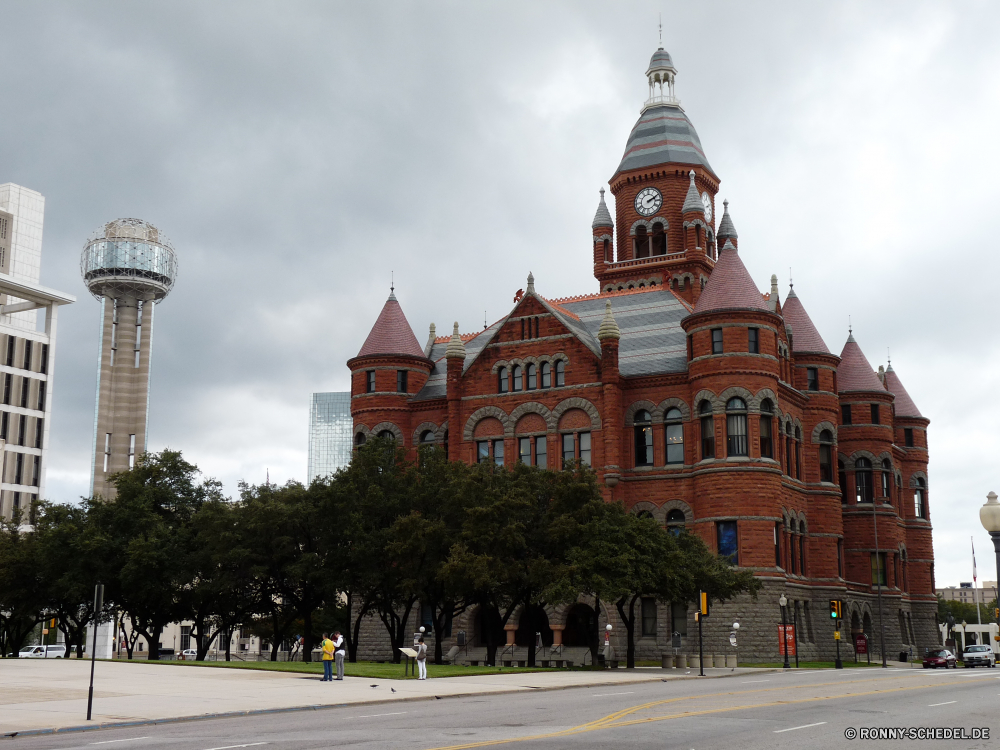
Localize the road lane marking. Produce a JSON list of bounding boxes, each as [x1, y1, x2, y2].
[[928, 701, 956, 706], [355, 712, 408, 718], [741, 680, 769, 683], [203, 744, 267, 750], [89, 739, 150, 745], [592, 692, 635, 697], [774, 722, 827, 733]]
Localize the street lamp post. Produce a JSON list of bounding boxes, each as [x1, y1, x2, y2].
[[980, 491, 1000, 653], [779, 594, 790, 670], [871, 495, 888, 668]]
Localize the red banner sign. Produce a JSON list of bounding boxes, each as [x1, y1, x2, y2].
[[855, 634, 868, 654], [778, 624, 796, 656]]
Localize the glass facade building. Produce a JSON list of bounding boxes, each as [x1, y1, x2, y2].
[[308, 392, 352, 483]]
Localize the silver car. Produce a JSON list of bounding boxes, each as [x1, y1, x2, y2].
[[961, 645, 996, 668]]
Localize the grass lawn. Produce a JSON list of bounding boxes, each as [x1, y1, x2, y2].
[[115, 658, 558, 680]]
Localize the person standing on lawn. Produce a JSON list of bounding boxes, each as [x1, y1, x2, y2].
[[333, 631, 346, 680], [321, 633, 335, 682], [416, 635, 427, 680]]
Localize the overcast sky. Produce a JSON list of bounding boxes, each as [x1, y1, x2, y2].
[[2, 0, 998, 589]]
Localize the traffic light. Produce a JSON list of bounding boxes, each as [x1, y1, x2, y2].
[[829, 600, 843, 620], [50, 618, 56, 628], [700, 591, 710, 616], [995, 607, 999, 619]]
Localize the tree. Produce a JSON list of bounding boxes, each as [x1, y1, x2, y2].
[[0, 510, 44, 656]]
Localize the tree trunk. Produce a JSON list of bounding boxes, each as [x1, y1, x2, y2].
[[591, 596, 601, 665], [224, 629, 232, 661], [615, 594, 639, 669], [302, 609, 314, 663]]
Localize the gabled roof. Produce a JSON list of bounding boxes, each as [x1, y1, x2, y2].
[[837, 333, 886, 393], [782, 287, 830, 354], [613, 105, 716, 180], [356, 291, 426, 359], [691, 241, 768, 315], [883, 364, 923, 418]]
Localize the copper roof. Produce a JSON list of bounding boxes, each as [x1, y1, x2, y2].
[[691, 241, 768, 315], [883, 365, 923, 417], [356, 292, 426, 358], [782, 288, 830, 354], [837, 333, 886, 392]]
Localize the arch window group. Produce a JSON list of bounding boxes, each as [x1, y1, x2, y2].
[[634, 221, 667, 259], [498, 360, 564, 394]]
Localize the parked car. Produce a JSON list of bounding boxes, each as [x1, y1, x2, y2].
[[961, 645, 996, 668], [17, 644, 67, 658], [179, 649, 198, 660], [922, 649, 957, 669]]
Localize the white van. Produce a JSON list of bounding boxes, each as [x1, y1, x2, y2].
[[18, 644, 67, 658]]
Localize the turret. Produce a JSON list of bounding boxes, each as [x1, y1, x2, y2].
[[592, 188, 614, 270]]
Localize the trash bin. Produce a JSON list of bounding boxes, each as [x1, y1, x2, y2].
[[676, 654, 688, 668], [899, 651, 908, 663], [661, 654, 674, 668]]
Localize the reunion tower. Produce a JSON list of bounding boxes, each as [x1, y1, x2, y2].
[[81, 219, 177, 498]]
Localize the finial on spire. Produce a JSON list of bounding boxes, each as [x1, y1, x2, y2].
[[425, 323, 437, 357], [658, 13, 663, 48], [445, 321, 466, 359], [484, 310, 487, 331], [526, 272, 535, 295], [598, 300, 621, 341], [789, 267, 793, 290], [391, 270, 394, 294]]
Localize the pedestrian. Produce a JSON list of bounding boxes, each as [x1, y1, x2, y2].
[[333, 631, 346, 680], [320, 633, 334, 682], [416, 635, 427, 680]]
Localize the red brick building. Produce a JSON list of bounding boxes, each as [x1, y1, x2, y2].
[[346, 45, 936, 663]]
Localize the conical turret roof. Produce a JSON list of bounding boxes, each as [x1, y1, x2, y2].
[[592, 188, 613, 229], [681, 170, 704, 215], [691, 240, 768, 315], [782, 287, 830, 354], [837, 333, 885, 392], [356, 291, 425, 358], [883, 364, 923, 418], [716, 199, 737, 242]]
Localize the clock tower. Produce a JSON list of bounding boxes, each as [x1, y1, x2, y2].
[[593, 44, 720, 305]]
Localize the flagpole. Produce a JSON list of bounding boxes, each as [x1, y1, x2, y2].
[[973, 537, 982, 627]]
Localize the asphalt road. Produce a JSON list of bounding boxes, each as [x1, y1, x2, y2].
[[9, 666, 1000, 750]]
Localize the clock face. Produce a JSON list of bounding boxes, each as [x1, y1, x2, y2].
[[701, 192, 713, 223], [634, 187, 662, 217]]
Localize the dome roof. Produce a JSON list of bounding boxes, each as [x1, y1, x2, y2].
[[691, 240, 768, 315], [356, 291, 426, 359], [646, 47, 675, 74], [613, 105, 716, 180]]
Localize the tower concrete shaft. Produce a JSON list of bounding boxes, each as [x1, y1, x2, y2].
[[90, 294, 155, 498]]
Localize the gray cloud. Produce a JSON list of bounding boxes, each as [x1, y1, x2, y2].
[[1, 0, 996, 587]]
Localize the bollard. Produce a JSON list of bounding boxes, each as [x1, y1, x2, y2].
[[661, 654, 673, 669]]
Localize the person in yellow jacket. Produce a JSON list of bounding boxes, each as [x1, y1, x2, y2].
[[321, 633, 335, 682]]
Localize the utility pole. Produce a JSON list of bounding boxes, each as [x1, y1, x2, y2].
[[86, 583, 104, 721]]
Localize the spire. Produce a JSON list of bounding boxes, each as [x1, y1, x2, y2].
[[526, 272, 535, 295], [883, 362, 924, 418], [597, 301, 621, 341], [681, 170, 704, 215], [691, 240, 768, 315], [445, 322, 466, 359], [781, 285, 830, 353], [837, 332, 885, 392], [357, 290, 425, 358], [424, 322, 436, 357], [716, 199, 738, 242], [768, 274, 779, 312], [592, 188, 613, 229]]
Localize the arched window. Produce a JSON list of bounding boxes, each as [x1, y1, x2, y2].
[[512, 365, 523, 391], [794, 426, 802, 478], [759, 399, 774, 459], [914, 478, 926, 519], [526, 364, 537, 390], [666, 508, 686, 535], [838, 459, 848, 504], [635, 509, 654, 520], [799, 521, 807, 577], [498, 367, 509, 394], [726, 398, 748, 456], [378, 430, 396, 441], [540, 362, 551, 388], [855, 458, 873, 503], [603, 238, 611, 262], [651, 222, 666, 256], [790, 521, 798, 574], [355, 432, 367, 446], [665, 407, 684, 464], [818, 429, 833, 482], [881, 459, 892, 500], [784, 423, 793, 476], [420, 430, 436, 445], [634, 410, 653, 467], [635, 225, 650, 258], [555, 360, 565, 387], [699, 400, 715, 459]]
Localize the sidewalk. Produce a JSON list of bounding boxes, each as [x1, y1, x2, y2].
[[0, 660, 771, 735]]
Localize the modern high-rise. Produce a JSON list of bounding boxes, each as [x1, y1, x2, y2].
[[0, 183, 75, 518], [82, 219, 177, 498], [307, 391, 352, 483]]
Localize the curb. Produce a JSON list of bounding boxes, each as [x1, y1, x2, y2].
[[2, 668, 781, 739]]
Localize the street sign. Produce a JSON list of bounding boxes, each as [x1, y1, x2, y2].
[[834, 630, 841, 640], [855, 634, 868, 654], [729, 631, 737, 647], [671, 632, 681, 649], [778, 624, 796, 656]]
